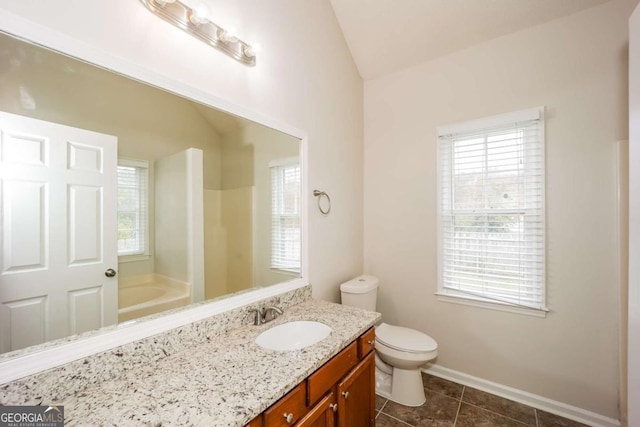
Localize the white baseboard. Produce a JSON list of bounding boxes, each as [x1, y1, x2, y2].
[[422, 364, 621, 427]]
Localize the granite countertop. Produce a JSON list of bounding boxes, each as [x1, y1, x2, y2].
[[61, 299, 380, 427]]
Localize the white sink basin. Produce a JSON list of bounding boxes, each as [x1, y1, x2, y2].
[[255, 321, 332, 351]]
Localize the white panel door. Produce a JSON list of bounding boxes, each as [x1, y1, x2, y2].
[[0, 111, 117, 353]]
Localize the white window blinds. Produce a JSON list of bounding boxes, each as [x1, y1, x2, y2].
[[437, 108, 545, 311], [271, 160, 301, 273], [117, 159, 149, 256]]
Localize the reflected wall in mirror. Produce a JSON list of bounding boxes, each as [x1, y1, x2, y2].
[[0, 32, 302, 355]]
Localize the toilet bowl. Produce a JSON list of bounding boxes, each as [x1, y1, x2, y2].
[[374, 322, 437, 406], [340, 275, 438, 407]]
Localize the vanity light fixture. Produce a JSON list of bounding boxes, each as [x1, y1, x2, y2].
[[139, 0, 257, 66], [217, 27, 238, 44]]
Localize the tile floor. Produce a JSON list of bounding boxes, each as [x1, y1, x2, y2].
[[375, 373, 590, 427]]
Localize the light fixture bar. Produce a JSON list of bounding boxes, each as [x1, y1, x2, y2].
[[139, 0, 256, 66]]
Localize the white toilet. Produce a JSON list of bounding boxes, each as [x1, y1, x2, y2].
[[340, 275, 438, 407]]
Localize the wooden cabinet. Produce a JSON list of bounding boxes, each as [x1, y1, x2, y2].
[[307, 342, 357, 405], [336, 353, 375, 427], [246, 416, 263, 427], [264, 383, 307, 427], [247, 327, 375, 427], [357, 328, 375, 360], [294, 392, 336, 427]]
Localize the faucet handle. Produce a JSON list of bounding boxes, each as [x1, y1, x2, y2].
[[248, 308, 264, 326], [266, 306, 283, 315], [263, 306, 284, 322]]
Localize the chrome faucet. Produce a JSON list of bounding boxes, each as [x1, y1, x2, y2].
[[249, 306, 284, 325], [263, 306, 284, 323]]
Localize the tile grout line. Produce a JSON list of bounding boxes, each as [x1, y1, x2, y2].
[[453, 386, 465, 426], [534, 408, 539, 427], [379, 412, 416, 427], [461, 401, 533, 426]]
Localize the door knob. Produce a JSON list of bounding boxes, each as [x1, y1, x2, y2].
[[105, 268, 117, 277]]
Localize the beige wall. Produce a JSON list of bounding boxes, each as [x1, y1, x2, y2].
[[364, 0, 634, 418], [0, 0, 364, 303]]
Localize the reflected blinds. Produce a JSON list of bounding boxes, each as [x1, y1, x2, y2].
[[438, 108, 545, 310], [271, 162, 301, 273], [117, 159, 149, 256]]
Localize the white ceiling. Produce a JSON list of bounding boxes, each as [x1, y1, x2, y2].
[[329, 0, 613, 80]]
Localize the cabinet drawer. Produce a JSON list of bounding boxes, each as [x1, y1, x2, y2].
[[264, 383, 307, 427], [357, 327, 375, 359], [307, 342, 358, 405]]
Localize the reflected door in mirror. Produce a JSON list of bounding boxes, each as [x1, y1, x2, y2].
[[0, 112, 118, 353]]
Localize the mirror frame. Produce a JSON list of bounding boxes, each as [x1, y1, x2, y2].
[[0, 9, 309, 384]]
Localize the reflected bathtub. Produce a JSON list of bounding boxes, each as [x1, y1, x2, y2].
[[118, 274, 191, 322]]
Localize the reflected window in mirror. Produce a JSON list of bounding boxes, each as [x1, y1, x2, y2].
[[117, 159, 149, 258], [270, 158, 301, 274]]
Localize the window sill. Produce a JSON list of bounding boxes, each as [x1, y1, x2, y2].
[[118, 254, 151, 264], [270, 268, 300, 277], [435, 292, 548, 318]]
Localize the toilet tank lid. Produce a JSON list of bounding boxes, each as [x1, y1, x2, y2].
[[340, 275, 379, 294], [376, 323, 438, 353]]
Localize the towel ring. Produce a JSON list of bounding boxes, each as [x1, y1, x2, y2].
[[313, 190, 331, 215]]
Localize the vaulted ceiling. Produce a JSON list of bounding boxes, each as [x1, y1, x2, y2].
[[329, 0, 613, 80]]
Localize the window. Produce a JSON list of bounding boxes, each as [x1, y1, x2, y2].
[[270, 159, 301, 273], [437, 108, 546, 314], [117, 159, 149, 257]]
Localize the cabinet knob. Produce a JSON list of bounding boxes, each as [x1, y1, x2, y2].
[[342, 391, 349, 400], [283, 413, 294, 424], [367, 340, 375, 346], [329, 403, 338, 412]]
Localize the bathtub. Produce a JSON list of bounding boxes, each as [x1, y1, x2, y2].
[[118, 274, 191, 322]]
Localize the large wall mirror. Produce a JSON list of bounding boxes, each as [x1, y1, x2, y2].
[[0, 30, 305, 361]]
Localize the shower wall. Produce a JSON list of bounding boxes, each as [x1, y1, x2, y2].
[[204, 189, 227, 299], [155, 148, 204, 302]]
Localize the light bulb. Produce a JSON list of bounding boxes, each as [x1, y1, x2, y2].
[[218, 26, 239, 44], [243, 43, 260, 59], [189, 2, 210, 25]]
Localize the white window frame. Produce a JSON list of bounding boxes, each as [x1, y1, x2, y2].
[[270, 157, 301, 274], [117, 157, 150, 260], [436, 107, 547, 317]]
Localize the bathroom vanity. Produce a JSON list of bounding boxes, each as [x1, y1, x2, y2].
[[246, 327, 376, 427], [1, 288, 380, 427]]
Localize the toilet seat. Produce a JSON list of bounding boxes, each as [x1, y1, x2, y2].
[[376, 322, 437, 354]]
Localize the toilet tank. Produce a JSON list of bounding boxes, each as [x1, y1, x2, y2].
[[340, 275, 379, 311]]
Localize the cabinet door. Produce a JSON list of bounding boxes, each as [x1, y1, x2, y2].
[[246, 416, 263, 427], [336, 352, 375, 427], [294, 392, 336, 427]]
